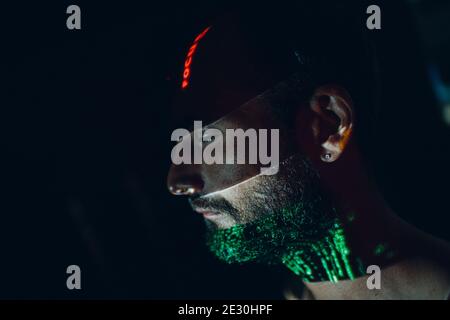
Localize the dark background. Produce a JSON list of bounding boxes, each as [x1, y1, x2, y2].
[[0, 1, 449, 299]]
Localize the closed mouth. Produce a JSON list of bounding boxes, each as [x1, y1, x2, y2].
[[191, 205, 224, 219]]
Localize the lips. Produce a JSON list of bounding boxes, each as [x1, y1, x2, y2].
[[199, 211, 218, 218], [189, 196, 237, 222], [191, 206, 223, 220], [193, 208, 220, 218]]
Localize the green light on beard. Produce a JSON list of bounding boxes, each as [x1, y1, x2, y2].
[[282, 225, 356, 283], [206, 203, 364, 283]]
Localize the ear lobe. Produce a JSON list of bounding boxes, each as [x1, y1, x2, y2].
[[310, 85, 354, 163]]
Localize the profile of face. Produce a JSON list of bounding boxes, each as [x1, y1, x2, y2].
[[167, 81, 355, 265]]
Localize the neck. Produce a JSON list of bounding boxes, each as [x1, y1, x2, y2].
[[281, 195, 402, 283], [299, 214, 429, 300], [285, 149, 429, 298], [284, 187, 421, 298], [281, 219, 363, 283]]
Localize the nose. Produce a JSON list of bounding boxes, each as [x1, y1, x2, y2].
[[167, 166, 204, 196]]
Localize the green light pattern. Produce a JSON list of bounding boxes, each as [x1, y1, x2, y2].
[[281, 222, 356, 283], [206, 202, 366, 282]]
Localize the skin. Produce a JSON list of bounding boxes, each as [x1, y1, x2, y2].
[[167, 83, 450, 300]]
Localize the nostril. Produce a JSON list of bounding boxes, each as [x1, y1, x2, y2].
[[169, 186, 197, 195], [168, 175, 204, 196]]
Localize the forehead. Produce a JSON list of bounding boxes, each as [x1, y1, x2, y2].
[[204, 93, 280, 131], [171, 16, 301, 128], [171, 85, 264, 128], [171, 41, 278, 127]]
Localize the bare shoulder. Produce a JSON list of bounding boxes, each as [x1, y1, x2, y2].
[[283, 281, 315, 300], [402, 235, 450, 299]]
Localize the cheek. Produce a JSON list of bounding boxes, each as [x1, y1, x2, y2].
[[201, 163, 261, 194], [219, 174, 280, 223]]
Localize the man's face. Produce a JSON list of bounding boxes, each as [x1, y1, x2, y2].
[[167, 87, 305, 228], [167, 86, 338, 264]]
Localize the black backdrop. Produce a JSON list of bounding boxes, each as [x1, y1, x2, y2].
[[0, 1, 449, 299]]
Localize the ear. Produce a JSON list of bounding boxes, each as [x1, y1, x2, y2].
[[310, 85, 354, 163]]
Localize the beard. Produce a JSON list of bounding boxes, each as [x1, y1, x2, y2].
[[194, 154, 340, 265]]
